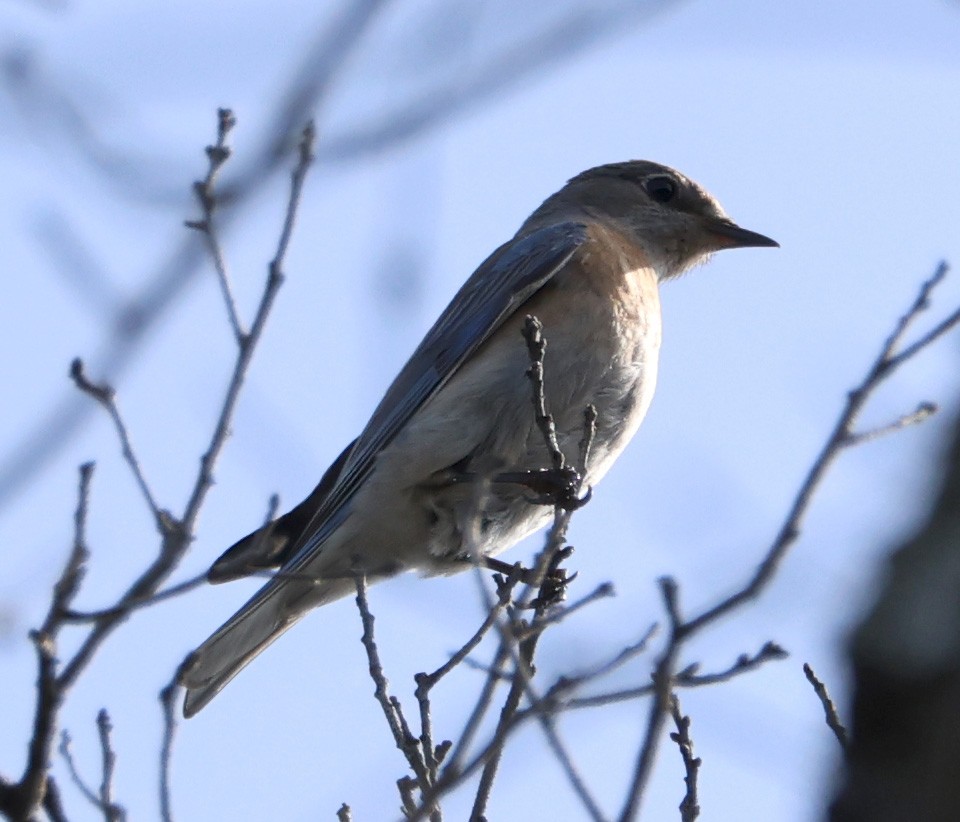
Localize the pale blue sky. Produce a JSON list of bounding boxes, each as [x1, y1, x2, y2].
[[2, 2, 960, 820]]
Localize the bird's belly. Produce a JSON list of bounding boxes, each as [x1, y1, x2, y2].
[[324, 271, 662, 576], [420, 278, 661, 568]]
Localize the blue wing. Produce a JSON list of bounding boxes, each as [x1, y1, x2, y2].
[[284, 220, 589, 572], [179, 220, 589, 715]]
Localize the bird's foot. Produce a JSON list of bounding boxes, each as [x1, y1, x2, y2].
[[492, 467, 592, 511], [483, 556, 538, 585], [483, 546, 577, 608], [530, 545, 576, 609]]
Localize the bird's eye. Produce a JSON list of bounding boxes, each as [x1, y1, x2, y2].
[[643, 176, 677, 204]]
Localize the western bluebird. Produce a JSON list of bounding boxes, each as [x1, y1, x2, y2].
[[178, 160, 777, 716]]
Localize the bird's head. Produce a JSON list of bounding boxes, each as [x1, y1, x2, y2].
[[535, 160, 778, 280]]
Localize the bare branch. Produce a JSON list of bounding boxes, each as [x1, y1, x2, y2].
[[58, 730, 100, 808], [411, 329, 600, 822], [882, 262, 958, 369], [517, 581, 616, 640], [841, 401, 937, 447], [831, 359, 960, 817], [353, 575, 437, 820], [70, 360, 165, 527], [57, 715, 126, 821], [65, 494, 281, 622], [669, 695, 701, 822], [564, 641, 785, 711], [684, 262, 957, 636], [535, 625, 660, 712], [2, 116, 317, 822], [611, 265, 959, 817], [414, 573, 518, 786], [803, 663, 848, 753], [440, 638, 513, 782], [61, 569, 212, 622], [0, 463, 94, 819], [618, 577, 686, 822], [466, 322, 599, 820], [158, 679, 180, 822], [398, 777, 418, 819], [95, 709, 125, 821], [56, 119, 316, 695], [523, 315, 565, 470], [674, 642, 789, 689], [423, 574, 518, 690], [185, 108, 245, 344], [270, 120, 316, 282], [531, 716, 607, 822]]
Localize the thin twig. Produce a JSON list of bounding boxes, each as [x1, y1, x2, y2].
[[398, 777, 418, 819], [523, 315, 565, 469], [468, 639, 539, 820], [0, 463, 94, 820], [95, 709, 125, 821], [178, 119, 314, 535], [59, 730, 100, 807], [515, 581, 615, 640], [618, 578, 685, 822], [270, 120, 316, 284], [440, 638, 513, 780], [354, 575, 417, 755], [533, 716, 608, 822], [669, 695, 701, 822], [185, 108, 245, 343], [61, 569, 212, 621], [488, 599, 607, 820], [65, 494, 281, 621], [803, 663, 849, 753], [353, 575, 437, 820], [841, 401, 937, 447], [423, 575, 518, 689], [673, 642, 789, 689], [158, 679, 180, 822], [883, 262, 955, 369], [69, 360, 165, 527], [538, 624, 660, 710], [58, 716, 126, 820], [415, 573, 518, 785], [562, 641, 785, 711]]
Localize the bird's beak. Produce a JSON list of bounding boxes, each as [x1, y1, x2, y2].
[[706, 219, 779, 249]]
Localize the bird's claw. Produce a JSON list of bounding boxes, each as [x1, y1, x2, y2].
[[530, 567, 577, 609], [510, 467, 592, 511]]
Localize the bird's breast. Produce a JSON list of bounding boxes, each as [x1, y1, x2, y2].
[[535, 255, 662, 483]]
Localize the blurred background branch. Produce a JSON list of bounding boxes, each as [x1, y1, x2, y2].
[[0, 0, 673, 510]]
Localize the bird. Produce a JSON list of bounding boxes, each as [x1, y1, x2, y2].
[[178, 160, 777, 716]]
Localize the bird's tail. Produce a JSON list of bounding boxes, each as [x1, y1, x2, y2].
[[178, 576, 352, 717]]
